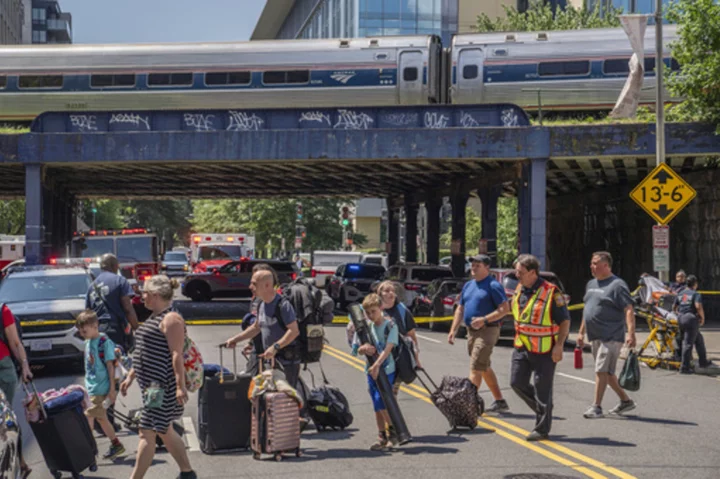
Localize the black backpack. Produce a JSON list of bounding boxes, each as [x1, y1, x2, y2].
[[305, 365, 353, 431], [385, 319, 417, 384], [0, 304, 23, 374], [275, 278, 326, 364]]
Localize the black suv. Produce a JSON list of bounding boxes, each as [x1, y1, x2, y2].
[[326, 263, 386, 309]]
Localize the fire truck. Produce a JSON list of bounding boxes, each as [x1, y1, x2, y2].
[[190, 233, 255, 273], [71, 228, 161, 282], [0, 235, 24, 269]]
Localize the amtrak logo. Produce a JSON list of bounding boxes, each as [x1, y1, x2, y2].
[[330, 72, 356, 84]]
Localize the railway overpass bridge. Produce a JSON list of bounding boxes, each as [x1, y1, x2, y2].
[[2, 104, 720, 307]]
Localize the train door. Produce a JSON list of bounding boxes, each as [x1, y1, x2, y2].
[[457, 48, 484, 103], [398, 50, 424, 105]]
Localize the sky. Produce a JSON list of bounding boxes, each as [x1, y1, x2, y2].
[[59, 0, 267, 43]]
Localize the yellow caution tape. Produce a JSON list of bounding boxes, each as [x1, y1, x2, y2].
[[20, 320, 76, 327]]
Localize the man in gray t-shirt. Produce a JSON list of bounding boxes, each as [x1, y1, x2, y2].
[[577, 252, 637, 419]]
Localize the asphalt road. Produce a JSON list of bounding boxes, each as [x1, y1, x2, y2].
[[15, 314, 720, 479]]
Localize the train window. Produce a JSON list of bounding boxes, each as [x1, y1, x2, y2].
[[538, 60, 590, 77], [18, 75, 64, 89], [403, 67, 418, 82], [463, 65, 479, 80], [0, 76, 6, 89], [670, 58, 681, 71], [644, 58, 656, 73], [603, 59, 629, 75], [205, 72, 251, 86], [90, 74, 136, 88], [262, 70, 310, 85], [148, 73, 193, 87]]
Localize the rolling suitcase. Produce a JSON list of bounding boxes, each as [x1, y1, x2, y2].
[[415, 368, 483, 431], [250, 361, 301, 461], [198, 345, 253, 454], [24, 382, 98, 479]]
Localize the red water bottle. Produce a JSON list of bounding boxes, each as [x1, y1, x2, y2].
[[574, 347, 584, 369]]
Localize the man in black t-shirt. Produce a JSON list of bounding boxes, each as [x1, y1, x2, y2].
[[674, 275, 714, 373]]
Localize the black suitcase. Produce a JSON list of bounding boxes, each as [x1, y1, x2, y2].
[[415, 368, 483, 431], [305, 364, 353, 431], [198, 345, 253, 454], [25, 383, 98, 479]]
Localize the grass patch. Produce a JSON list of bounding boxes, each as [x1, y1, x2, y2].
[[0, 126, 29, 134]]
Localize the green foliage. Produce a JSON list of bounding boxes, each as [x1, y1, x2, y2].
[[122, 200, 192, 246], [191, 199, 346, 257], [440, 206, 483, 249], [80, 200, 125, 230], [0, 126, 29, 134], [497, 197, 519, 268], [475, 0, 621, 33], [666, 0, 720, 132], [0, 200, 26, 234]]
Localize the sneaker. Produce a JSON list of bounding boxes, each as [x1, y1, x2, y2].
[[102, 442, 126, 460], [609, 399, 636, 415], [583, 405, 604, 419], [526, 430, 548, 442], [485, 399, 510, 414], [177, 471, 198, 479], [370, 433, 389, 451]]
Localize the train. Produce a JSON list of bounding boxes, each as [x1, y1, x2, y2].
[[0, 25, 679, 122]]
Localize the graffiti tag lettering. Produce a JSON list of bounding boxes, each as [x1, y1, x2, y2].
[[383, 113, 418, 127], [69, 115, 98, 132], [299, 111, 332, 126], [423, 112, 449, 129], [459, 112, 480, 128], [501, 108, 520, 127], [227, 111, 264, 131], [184, 113, 216, 131], [334, 109, 374, 130], [109, 113, 151, 130]]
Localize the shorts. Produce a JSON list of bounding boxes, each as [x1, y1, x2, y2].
[[591, 340, 623, 375], [367, 372, 396, 412], [467, 326, 500, 371], [85, 395, 108, 419]]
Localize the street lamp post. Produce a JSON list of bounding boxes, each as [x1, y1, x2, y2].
[[654, 0, 668, 283]]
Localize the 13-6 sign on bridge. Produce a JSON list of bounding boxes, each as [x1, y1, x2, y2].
[[630, 163, 697, 225]]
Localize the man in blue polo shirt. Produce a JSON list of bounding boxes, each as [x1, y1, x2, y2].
[[448, 254, 511, 414]]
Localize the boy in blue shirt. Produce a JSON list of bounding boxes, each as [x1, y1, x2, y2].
[[76, 310, 126, 461], [351, 293, 399, 451]]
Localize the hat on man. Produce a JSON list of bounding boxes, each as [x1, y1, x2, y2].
[[468, 254, 491, 265]]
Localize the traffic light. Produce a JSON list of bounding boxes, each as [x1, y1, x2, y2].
[[91, 206, 98, 214], [341, 206, 350, 227], [296, 202, 303, 223]]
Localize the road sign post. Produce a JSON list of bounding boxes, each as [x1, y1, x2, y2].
[[652, 225, 670, 273]]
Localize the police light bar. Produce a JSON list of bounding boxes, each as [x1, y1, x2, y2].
[[74, 228, 150, 237]]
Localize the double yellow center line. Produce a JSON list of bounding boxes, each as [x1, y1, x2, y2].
[[322, 344, 635, 479]]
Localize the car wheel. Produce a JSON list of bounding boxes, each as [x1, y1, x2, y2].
[[187, 282, 212, 302]]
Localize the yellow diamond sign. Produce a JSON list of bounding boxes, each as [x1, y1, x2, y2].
[[630, 163, 696, 225]]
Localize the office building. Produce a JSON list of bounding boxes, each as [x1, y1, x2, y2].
[[31, 0, 72, 44], [0, 0, 25, 44], [587, 0, 675, 17]]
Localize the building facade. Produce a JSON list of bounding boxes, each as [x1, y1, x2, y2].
[[30, 0, 71, 44], [587, 0, 675, 16], [0, 0, 25, 44]]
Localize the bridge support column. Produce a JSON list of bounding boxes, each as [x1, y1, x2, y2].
[[518, 159, 547, 269], [425, 198, 441, 265], [25, 165, 45, 265], [450, 189, 468, 278], [404, 200, 418, 263], [479, 186, 500, 266], [387, 207, 399, 267]]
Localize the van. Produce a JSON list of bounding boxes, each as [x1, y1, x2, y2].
[[361, 253, 388, 269], [311, 251, 364, 288]]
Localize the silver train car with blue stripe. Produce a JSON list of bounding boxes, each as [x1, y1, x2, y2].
[[0, 26, 678, 122]]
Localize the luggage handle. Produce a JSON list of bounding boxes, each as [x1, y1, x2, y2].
[[217, 343, 238, 384], [414, 367, 440, 396], [22, 380, 48, 421]]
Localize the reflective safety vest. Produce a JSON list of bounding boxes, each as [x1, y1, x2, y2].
[[512, 281, 560, 354]]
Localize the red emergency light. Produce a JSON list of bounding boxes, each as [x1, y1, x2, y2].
[[193, 236, 201, 244], [75, 228, 150, 237], [49, 257, 58, 265]]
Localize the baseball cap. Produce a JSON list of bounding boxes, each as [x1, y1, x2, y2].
[[468, 254, 491, 265]]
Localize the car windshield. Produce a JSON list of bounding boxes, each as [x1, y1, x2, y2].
[[71, 238, 114, 258], [363, 257, 384, 265], [199, 245, 243, 261], [314, 254, 362, 267], [410, 268, 454, 282], [164, 252, 187, 262], [0, 273, 90, 303], [117, 237, 155, 263], [343, 264, 385, 280]]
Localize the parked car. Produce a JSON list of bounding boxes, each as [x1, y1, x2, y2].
[[381, 263, 455, 307], [490, 268, 571, 337], [0, 265, 93, 366], [326, 263, 386, 309], [439, 256, 471, 274], [182, 259, 300, 302], [161, 251, 190, 277], [310, 251, 364, 288], [410, 277, 467, 332]]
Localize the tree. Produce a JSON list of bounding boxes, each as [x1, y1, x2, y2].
[[497, 197, 519, 267], [475, 0, 621, 33], [666, 0, 720, 132], [0, 200, 25, 234], [440, 207, 483, 250], [79, 200, 125, 230], [122, 200, 193, 247]]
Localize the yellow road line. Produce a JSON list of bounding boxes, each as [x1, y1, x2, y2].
[[323, 344, 629, 479]]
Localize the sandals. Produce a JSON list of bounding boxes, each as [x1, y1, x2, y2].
[[20, 466, 32, 478]]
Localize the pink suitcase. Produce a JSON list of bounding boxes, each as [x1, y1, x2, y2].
[[251, 390, 301, 461]]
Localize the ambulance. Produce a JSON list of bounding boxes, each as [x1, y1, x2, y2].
[[189, 233, 255, 273], [0, 235, 25, 269]]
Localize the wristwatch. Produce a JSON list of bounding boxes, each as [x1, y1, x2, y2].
[[273, 343, 281, 351]]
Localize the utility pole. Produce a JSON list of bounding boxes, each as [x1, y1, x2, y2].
[[655, 0, 669, 284]]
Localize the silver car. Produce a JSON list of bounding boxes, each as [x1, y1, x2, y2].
[[161, 251, 189, 277], [0, 266, 92, 366]]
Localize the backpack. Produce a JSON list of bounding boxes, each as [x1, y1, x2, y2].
[[183, 334, 204, 393], [275, 278, 327, 364], [306, 365, 353, 431], [0, 304, 23, 374], [385, 318, 417, 385]]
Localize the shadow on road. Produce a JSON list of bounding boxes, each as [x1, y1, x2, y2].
[[301, 428, 359, 441], [494, 412, 566, 421], [503, 474, 583, 479], [605, 415, 698, 426], [549, 435, 636, 447]]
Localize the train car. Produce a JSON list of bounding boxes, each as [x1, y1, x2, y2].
[[0, 35, 442, 122], [450, 25, 680, 111]]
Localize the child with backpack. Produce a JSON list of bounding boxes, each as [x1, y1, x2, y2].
[[351, 294, 400, 451], [76, 310, 126, 461]]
